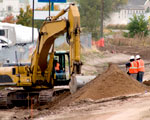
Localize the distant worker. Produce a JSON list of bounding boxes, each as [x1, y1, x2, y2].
[[55, 60, 60, 71], [126, 56, 138, 80], [136, 55, 145, 82]]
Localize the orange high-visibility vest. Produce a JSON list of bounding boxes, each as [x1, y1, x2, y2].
[[129, 61, 138, 74], [55, 63, 60, 71], [136, 59, 145, 72]]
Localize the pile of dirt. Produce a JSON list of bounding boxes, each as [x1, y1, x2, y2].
[[74, 63, 149, 101], [58, 63, 149, 106]]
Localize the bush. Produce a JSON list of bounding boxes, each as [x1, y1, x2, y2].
[[123, 32, 129, 37], [127, 14, 148, 39]]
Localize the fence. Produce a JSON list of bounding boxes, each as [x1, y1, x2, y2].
[[55, 33, 92, 48], [0, 33, 92, 64]]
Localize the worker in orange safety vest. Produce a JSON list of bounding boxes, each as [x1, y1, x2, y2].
[[136, 55, 145, 82], [126, 56, 138, 80]]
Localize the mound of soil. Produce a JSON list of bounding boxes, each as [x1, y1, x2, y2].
[[41, 63, 149, 111], [58, 63, 149, 106], [74, 63, 149, 101]]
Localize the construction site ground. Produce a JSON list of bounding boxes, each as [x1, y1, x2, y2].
[[1, 45, 150, 120]]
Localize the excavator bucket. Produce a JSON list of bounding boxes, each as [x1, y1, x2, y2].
[[69, 75, 96, 94]]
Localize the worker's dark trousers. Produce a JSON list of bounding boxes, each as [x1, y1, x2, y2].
[[137, 72, 144, 82]]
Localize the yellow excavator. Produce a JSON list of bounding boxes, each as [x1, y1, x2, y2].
[[0, 4, 95, 108]]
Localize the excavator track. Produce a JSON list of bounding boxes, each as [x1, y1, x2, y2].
[[0, 89, 40, 108], [0, 89, 13, 108], [38, 88, 69, 105], [0, 87, 69, 108], [39, 89, 54, 105]]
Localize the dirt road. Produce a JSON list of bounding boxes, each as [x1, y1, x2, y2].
[[35, 93, 150, 120], [0, 92, 150, 120], [0, 111, 14, 120]]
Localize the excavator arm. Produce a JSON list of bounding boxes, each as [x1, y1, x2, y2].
[[31, 20, 67, 84], [30, 4, 82, 84], [68, 5, 82, 74]]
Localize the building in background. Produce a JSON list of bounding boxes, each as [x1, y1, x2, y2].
[[105, 0, 150, 25], [0, 0, 29, 20]]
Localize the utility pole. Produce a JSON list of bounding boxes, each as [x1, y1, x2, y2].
[[32, 0, 35, 43], [100, 0, 104, 38], [49, 0, 51, 17]]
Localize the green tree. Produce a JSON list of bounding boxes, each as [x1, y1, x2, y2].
[[16, 6, 43, 29], [17, 6, 32, 26], [127, 14, 148, 39], [77, 0, 128, 40]]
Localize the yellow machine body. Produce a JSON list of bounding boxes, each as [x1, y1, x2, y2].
[[0, 4, 82, 90]]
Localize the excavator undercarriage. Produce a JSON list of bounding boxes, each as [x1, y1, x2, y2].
[[0, 87, 69, 108]]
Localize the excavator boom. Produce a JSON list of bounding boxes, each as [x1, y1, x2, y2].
[[31, 4, 82, 85]]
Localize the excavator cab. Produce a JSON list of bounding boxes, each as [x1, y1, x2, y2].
[[52, 51, 70, 86]]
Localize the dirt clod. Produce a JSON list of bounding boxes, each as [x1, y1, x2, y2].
[[143, 80, 150, 86]]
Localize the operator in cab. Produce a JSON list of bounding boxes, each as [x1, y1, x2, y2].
[[55, 60, 60, 72]]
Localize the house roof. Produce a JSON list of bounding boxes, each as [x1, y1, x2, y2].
[[121, 0, 148, 10], [125, 5, 145, 10], [128, 0, 147, 6]]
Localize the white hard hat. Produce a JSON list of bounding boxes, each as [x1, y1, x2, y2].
[[136, 55, 141, 59], [130, 55, 135, 60]]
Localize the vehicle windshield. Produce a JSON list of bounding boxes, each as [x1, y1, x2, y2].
[[0, 30, 5, 36]]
